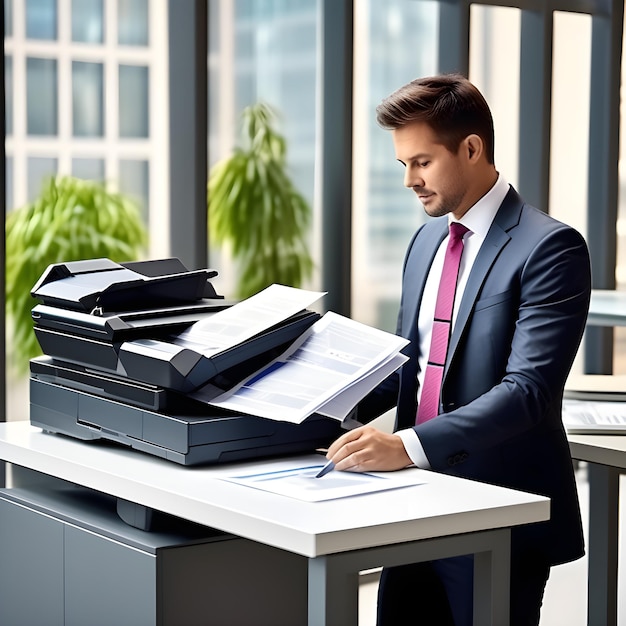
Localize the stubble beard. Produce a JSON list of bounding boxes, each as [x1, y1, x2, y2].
[[420, 186, 467, 219]]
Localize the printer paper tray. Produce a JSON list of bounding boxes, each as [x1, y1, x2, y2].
[[30, 356, 175, 412], [30, 378, 342, 466]]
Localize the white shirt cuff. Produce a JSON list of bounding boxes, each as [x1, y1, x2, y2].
[[396, 428, 431, 469]]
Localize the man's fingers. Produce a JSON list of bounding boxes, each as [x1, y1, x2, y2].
[[334, 447, 366, 472], [326, 426, 365, 458], [328, 427, 413, 473]]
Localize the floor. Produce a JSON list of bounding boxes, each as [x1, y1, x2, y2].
[[358, 463, 626, 625]]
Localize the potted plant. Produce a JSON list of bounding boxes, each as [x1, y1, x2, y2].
[[208, 102, 314, 298], [6, 175, 148, 373]]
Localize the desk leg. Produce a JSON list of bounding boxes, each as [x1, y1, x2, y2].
[[307, 529, 511, 626], [473, 528, 510, 625], [308, 555, 359, 626], [587, 462, 619, 626]]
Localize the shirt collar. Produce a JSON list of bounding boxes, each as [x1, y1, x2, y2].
[[449, 173, 509, 238]]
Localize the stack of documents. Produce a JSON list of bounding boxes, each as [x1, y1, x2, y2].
[[194, 309, 409, 425], [563, 373, 626, 434]]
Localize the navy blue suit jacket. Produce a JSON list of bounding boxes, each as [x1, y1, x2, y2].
[[360, 186, 591, 566]]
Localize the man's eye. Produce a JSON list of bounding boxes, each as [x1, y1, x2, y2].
[[420, 161, 430, 168]]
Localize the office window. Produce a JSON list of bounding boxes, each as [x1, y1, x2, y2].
[[119, 64, 149, 137], [72, 61, 104, 137], [119, 158, 149, 222], [614, 15, 626, 373], [207, 0, 319, 297], [5, 0, 168, 421], [469, 5, 520, 189], [118, 0, 149, 45], [72, 0, 104, 44], [6, 158, 13, 213], [6, 0, 165, 217], [27, 57, 58, 135], [549, 12, 590, 240], [26, 0, 57, 40], [351, 0, 438, 331], [27, 157, 58, 202], [5, 56, 12, 136], [72, 158, 105, 181], [5, 0, 12, 37]]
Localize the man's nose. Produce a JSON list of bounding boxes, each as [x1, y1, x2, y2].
[[404, 168, 424, 189]]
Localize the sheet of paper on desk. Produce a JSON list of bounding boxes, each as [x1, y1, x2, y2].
[[563, 398, 626, 433], [222, 462, 422, 502], [196, 312, 409, 423], [174, 284, 325, 357]]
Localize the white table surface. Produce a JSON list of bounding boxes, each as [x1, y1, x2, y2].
[[0, 421, 549, 558], [568, 432, 626, 468], [587, 289, 626, 327]]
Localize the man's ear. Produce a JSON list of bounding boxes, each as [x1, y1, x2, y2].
[[464, 134, 483, 162]]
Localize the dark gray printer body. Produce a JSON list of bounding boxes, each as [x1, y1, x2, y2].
[[29, 258, 342, 465]]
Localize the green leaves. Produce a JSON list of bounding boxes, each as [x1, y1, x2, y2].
[[6, 176, 148, 373], [208, 102, 314, 298]]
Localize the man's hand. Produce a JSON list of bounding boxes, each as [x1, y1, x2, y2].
[[326, 426, 412, 472]]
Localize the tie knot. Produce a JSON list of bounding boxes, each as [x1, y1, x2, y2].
[[449, 222, 470, 242]]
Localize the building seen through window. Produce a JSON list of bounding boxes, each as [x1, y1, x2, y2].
[[4, 0, 162, 216]]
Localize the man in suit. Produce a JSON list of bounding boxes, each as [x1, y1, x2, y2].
[[325, 74, 591, 626]]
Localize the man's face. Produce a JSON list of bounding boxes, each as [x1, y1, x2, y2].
[[392, 121, 472, 220]]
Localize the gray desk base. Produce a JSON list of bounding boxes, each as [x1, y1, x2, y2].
[[7, 462, 515, 626], [0, 483, 308, 626]]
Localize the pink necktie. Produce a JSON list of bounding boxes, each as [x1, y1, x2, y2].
[[416, 222, 470, 424]]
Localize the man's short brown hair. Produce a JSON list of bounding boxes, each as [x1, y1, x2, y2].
[[375, 74, 495, 164]]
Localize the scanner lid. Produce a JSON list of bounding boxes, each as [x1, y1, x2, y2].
[[31, 258, 221, 313]]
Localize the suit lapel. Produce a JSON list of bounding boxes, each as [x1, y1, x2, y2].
[[447, 187, 524, 363]]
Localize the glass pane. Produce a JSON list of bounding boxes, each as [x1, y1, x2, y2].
[[119, 65, 149, 137], [207, 0, 221, 163], [616, 12, 626, 372], [72, 0, 104, 43], [119, 159, 149, 223], [550, 12, 590, 238], [6, 156, 13, 212], [27, 157, 58, 203], [26, 0, 57, 40], [469, 5, 520, 189], [118, 0, 149, 46], [27, 57, 58, 135], [351, 0, 438, 331], [72, 158, 105, 182], [208, 0, 319, 299], [72, 61, 104, 137], [5, 0, 13, 37], [5, 56, 12, 136]]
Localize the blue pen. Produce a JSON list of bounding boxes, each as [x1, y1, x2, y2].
[[315, 459, 335, 478]]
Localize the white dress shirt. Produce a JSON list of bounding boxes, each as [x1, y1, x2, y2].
[[396, 174, 510, 467]]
